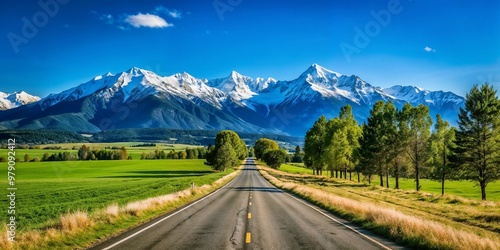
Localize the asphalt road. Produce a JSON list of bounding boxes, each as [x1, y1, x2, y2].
[[90, 158, 404, 250]]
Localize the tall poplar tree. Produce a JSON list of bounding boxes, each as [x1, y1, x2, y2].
[[406, 104, 432, 191], [430, 114, 456, 196], [304, 116, 327, 175], [358, 101, 386, 185], [324, 118, 348, 178], [339, 105, 362, 180], [452, 83, 500, 200]]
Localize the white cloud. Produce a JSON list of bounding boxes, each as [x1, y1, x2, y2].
[[93, 7, 180, 30], [154, 6, 182, 19], [124, 13, 172, 28], [168, 10, 182, 19], [424, 46, 436, 52]]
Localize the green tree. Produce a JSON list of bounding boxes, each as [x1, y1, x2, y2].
[[179, 151, 187, 160], [339, 104, 362, 180], [262, 149, 288, 169], [198, 147, 207, 159], [167, 149, 176, 159], [120, 147, 128, 160], [304, 116, 328, 175], [254, 138, 279, 159], [248, 146, 255, 158], [213, 142, 238, 171], [325, 126, 349, 178], [391, 103, 412, 189], [42, 152, 49, 161], [24, 153, 30, 162], [206, 130, 246, 171], [429, 114, 456, 196], [78, 145, 90, 160], [292, 145, 302, 163], [382, 101, 398, 188], [451, 83, 500, 200], [358, 101, 386, 185], [406, 104, 432, 191]]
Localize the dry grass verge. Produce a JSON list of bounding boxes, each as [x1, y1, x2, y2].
[[260, 166, 500, 250], [0, 170, 240, 250]]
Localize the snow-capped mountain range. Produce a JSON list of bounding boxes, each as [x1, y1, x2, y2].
[[0, 91, 40, 110], [0, 64, 464, 135]]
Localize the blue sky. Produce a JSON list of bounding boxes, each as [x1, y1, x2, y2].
[[1, 0, 499, 97]]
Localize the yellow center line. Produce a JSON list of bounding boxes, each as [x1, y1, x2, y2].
[[246, 232, 251, 243], [248, 213, 251, 219], [249, 202, 252, 206]]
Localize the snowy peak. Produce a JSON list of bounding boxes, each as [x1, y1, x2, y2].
[[14, 64, 465, 120], [126, 66, 149, 77], [209, 71, 256, 100], [383, 85, 464, 105], [283, 64, 391, 106], [251, 77, 278, 92], [305, 63, 341, 77], [300, 63, 342, 87], [384, 85, 428, 98], [21, 65, 465, 112], [0, 91, 40, 110], [0, 64, 466, 136], [38, 67, 227, 110]]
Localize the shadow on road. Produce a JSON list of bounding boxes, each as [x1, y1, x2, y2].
[[230, 187, 283, 193], [240, 167, 258, 171]]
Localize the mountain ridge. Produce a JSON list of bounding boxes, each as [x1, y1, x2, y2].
[[0, 91, 40, 110], [0, 64, 465, 136]]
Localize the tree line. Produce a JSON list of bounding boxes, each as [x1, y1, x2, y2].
[[15, 145, 209, 162], [304, 83, 500, 200], [140, 148, 207, 160]]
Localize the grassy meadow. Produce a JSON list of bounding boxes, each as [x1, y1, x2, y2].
[[0, 145, 241, 249], [0, 158, 229, 232], [279, 164, 500, 201]]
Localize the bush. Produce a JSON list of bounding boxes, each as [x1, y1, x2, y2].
[[262, 149, 288, 169]]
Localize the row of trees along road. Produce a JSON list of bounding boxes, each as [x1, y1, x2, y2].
[[205, 130, 247, 171], [304, 83, 500, 200]]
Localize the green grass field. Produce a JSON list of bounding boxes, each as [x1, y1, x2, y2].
[[279, 164, 500, 201], [0, 159, 229, 231]]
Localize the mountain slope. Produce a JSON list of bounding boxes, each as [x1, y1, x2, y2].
[[0, 65, 465, 136]]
